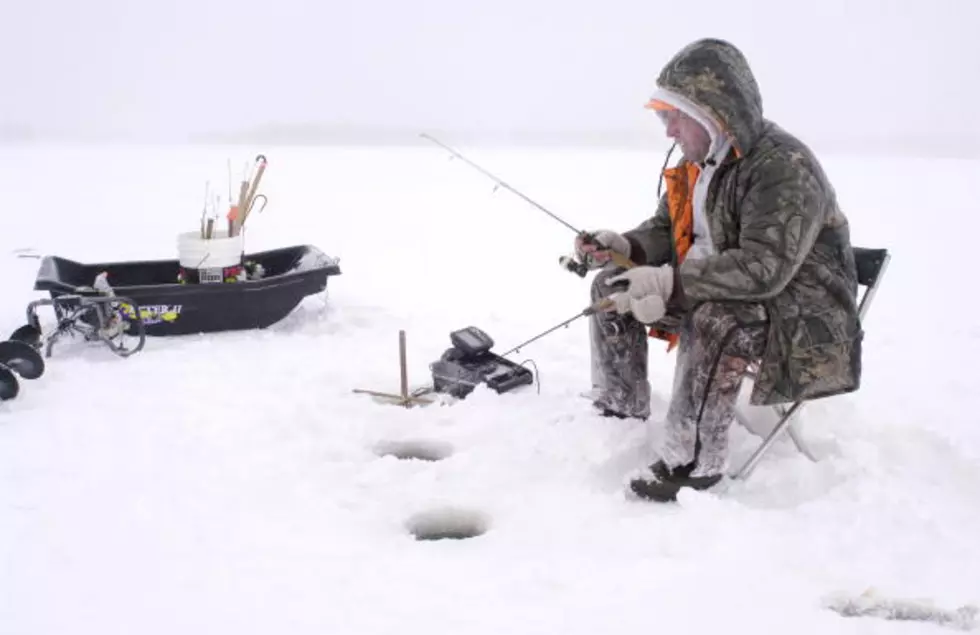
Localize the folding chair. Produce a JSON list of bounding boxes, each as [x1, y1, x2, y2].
[[730, 246, 892, 480]]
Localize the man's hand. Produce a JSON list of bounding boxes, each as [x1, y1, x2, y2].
[[604, 265, 674, 324], [607, 293, 669, 324], [575, 230, 630, 267]]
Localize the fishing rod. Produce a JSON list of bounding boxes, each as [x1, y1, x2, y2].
[[420, 133, 581, 234], [420, 133, 636, 276], [498, 298, 614, 357]]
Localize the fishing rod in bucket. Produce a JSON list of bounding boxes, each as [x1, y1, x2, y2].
[[420, 133, 637, 276]]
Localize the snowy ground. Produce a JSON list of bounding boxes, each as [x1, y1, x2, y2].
[[1, 142, 978, 634]]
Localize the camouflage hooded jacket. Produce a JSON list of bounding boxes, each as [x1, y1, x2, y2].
[[623, 38, 862, 406]]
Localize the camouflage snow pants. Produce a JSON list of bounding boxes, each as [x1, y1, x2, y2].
[[590, 267, 769, 477], [589, 267, 653, 419]]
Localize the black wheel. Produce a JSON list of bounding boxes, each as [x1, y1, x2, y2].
[[0, 340, 45, 380], [0, 364, 19, 401]]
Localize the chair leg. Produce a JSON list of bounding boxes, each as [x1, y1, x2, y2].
[[786, 415, 818, 462], [731, 400, 806, 480], [769, 402, 819, 462]]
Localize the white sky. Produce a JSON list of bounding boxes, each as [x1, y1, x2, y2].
[[3, 0, 977, 153]]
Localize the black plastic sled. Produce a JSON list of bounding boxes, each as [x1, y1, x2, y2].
[[29, 245, 342, 336]]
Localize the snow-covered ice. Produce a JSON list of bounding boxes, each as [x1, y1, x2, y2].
[[1, 143, 978, 634]]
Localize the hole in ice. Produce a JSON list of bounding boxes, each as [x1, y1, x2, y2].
[[374, 439, 454, 462], [406, 507, 490, 541]]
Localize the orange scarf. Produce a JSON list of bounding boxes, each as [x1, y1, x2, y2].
[[648, 161, 699, 352]]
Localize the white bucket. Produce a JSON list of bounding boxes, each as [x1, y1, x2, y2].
[[177, 230, 244, 283]]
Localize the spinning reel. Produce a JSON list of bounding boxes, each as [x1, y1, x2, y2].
[[559, 232, 602, 278], [559, 231, 633, 277], [559, 255, 591, 278]]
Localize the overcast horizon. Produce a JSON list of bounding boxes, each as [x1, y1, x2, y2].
[[3, 0, 977, 156]]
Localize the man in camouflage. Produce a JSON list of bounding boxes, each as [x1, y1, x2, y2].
[[578, 38, 862, 502]]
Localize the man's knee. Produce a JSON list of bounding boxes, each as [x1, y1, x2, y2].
[[688, 301, 768, 341], [689, 302, 737, 337]]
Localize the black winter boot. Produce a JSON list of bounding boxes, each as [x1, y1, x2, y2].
[[591, 400, 649, 421], [628, 460, 723, 502]]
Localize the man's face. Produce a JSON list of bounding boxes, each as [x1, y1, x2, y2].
[[659, 109, 711, 162]]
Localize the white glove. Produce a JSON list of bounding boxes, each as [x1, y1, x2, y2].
[[607, 292, 669, 324], [607, 265, 673, 299], [574, 230, 630, 263], [605, 265, 674, 323]]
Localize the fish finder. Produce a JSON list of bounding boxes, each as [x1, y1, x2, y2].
[[429, 326, 534, 398]]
